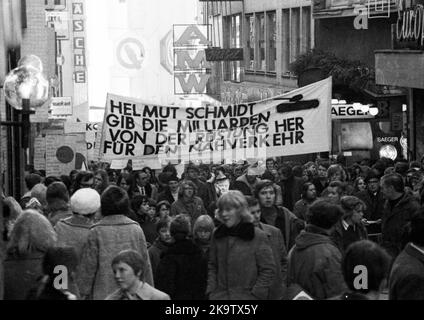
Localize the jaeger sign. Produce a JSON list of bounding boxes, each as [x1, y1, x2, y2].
[[173, 25, 211, 95]]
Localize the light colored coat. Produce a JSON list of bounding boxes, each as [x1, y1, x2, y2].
[[77, 214, 154, 300]]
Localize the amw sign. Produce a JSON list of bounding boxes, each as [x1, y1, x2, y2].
[[173, 24, 211, 95]]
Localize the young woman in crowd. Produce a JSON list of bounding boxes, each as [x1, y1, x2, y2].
[[156, 215, 208, 300], [193, 214, 215, 260], [170, 180, 207, 225], [4, 209, 57, 300], [207, 190, 276, 300]]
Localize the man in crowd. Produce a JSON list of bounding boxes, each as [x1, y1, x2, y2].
[[389, 213, 424, 299], [20, 173, 42, 209], [247, 196, 287, 300], [232, 165, 262, 196], [134, 170, 158, 200], [355, 170, 385, 236], [287, 200, 346, 299], [380, 173, 420, 258]]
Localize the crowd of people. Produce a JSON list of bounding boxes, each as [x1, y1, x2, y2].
[[1, 154, 424, 300]]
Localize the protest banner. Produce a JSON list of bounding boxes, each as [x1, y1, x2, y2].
[[99, 77, 332, 163]]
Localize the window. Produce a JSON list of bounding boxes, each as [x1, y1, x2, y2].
[[246, 15, 255, 70], [257, 13, 265, 71], [224, 14, 242, 82], [245, 11, 277, 74], [267, 12, 276, 72], [281, 6, 313, 77]]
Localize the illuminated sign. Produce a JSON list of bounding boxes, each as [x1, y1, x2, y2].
[[331, 104, 374, 119]]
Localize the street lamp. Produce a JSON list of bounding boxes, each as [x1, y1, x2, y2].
[[1, 57, 49, 148]]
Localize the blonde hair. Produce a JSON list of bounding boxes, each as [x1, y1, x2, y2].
[[193, 215, 215, 239], [216, 190, 254, 224], [7, 209, 57, 256]]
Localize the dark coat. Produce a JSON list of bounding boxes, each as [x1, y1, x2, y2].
[[355, 189, 385, 234], [259, 223, 288, 300], [170, 196, 207, 225], [155, 239, 208, 300], [331, 220, 368, 254], [287, 225, 347, 300], [148, 238, 170, 281], [389, 243, 424, 300], [279, 177, 303, 211], [127, 212, 157, 246], [381, 193, 420, 258], [157, 188, 177, 205], [260, 206, 304, 251], [4, 251, 45, 300], [207, 223, 276, 300], [312, 178, 328, 197]]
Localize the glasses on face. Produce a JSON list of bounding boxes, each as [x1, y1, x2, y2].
[[184, 187, 194, 190]]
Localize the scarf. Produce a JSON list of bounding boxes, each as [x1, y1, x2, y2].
[[214, 222, 255, 240]]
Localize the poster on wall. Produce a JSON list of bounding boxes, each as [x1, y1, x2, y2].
[[45, 133, 87, 176]]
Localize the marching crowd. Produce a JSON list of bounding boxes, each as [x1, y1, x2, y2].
[[1, 154, 424, 300]]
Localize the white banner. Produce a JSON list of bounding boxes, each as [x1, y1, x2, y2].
[[99, 77, 333, 163]]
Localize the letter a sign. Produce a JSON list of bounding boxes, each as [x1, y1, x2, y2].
[[173, 25, 210, 95]]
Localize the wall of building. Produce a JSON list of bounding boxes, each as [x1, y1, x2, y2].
[[315, 16, 394, 67]]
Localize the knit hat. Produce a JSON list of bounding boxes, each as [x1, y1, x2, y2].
[[70, 188, 101, 215]]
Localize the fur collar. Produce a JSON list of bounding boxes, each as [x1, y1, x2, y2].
[[214, 222, 255, 241]]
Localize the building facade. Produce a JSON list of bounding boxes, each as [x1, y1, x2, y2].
[[203, 0, 314, 103], [313, 0, 409, 163]]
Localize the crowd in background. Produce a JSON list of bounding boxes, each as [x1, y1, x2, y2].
[[2, 153, 424, 300]]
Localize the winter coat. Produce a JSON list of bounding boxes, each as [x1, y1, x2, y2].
[[207, 223, 276, 300], [287, 225, 347, 300], [156, 239, 208, 300], [355, 189, 385, 234], [148, 238, 170, 281], [106, 282, 170, 300], [312, 178, 328, 197], [4, 251, 45, 300], [260, 206, 304, 251], [157, 188, 177, 205], [170, 196, 207, 225], [381, 193, 420, 258], [293, 199, 313, 221], [190, 179, 211, 210], [331, 220, 368, 254], [231, 175, 261, 196], [259, 223, 288, 300], [279, 177, 303, 211], [127, 212, 157, 246], [54, 215, 93, 261], [389, 243, 424, 300], [47, 207, 73, 227], [77, 214, 154, 300]]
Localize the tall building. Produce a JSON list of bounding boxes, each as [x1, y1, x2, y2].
[[203, 0, 314, 103], [1, 0, 57, 198]]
